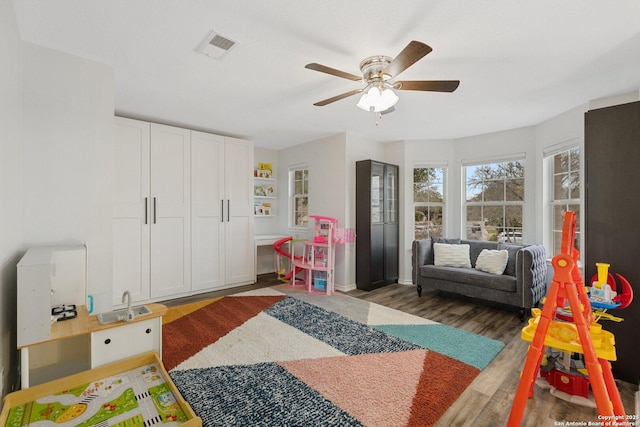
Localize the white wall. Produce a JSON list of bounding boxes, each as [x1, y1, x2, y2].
[[277, 132, 386, 290], [21, 43, 115, 313], [277, 133, 350, 287], [0, 0, 24, 398]]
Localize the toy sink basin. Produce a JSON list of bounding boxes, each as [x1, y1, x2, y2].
[[97, 305, 151, 324]]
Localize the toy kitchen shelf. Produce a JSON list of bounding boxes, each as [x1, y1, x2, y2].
[[17, 244, 168, 389], [291, 215, 338, 295]]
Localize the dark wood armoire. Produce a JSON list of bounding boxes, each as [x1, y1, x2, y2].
[[585, 100, 640, 384], [356, 160, 399, 291]]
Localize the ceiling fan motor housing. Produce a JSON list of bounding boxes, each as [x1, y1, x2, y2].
[[359, 55, 393, 81]]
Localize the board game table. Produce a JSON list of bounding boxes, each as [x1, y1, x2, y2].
[[0, 352, 201, 427]]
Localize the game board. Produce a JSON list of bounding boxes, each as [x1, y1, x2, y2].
[[1, 353, 200, 427]]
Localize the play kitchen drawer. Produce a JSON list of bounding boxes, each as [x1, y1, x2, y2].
[[91, 317, 161, 368]]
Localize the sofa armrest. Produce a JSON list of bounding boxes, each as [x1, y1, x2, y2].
[[516, 245, 548, 307], [412, 239, 433, 284]]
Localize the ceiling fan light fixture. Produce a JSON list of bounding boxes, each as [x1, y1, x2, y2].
[[356, 86, 398, 113]]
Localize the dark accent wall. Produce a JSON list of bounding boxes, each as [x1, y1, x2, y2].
[[585, 100, 640, 384]]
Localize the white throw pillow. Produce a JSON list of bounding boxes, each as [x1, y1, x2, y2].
[[475, 249, 509, 275], [433, 243, 471, 268]]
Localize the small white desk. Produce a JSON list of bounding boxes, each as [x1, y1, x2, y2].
[[255, 234, 289, 280]]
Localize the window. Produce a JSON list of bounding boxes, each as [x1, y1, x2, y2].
[[550, 147, 581, 255], [289, 166, 309, 227], [464, 159, 525, 241], [413, 167, 445, 239]]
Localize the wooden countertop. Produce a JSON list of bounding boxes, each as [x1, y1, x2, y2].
[[20, 303, 167, 348]]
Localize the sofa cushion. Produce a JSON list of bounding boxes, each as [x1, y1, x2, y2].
[[428, 237, 461, 264], [420, 265, 517, 293], [475, 249, 509, 275], [464, 240, 498, 267], [498, 243, 525, 276], [433, 243, 471, 268]]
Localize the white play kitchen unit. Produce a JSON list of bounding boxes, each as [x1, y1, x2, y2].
[[17, 242, 166, 389]]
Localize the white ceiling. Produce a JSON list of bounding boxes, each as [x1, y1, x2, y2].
[[13, 0, 640, 149]]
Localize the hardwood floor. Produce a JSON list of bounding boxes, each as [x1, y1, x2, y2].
[[162, 275, 638, 426], [346, 283, 638, 427]]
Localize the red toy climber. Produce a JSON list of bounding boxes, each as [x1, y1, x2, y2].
[[507, 211, 627, 426]]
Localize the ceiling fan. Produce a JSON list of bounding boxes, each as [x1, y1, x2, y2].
[[305, 41, 459, 114]]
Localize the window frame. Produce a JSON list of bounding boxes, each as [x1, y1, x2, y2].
[[463, 158, 525, 242], [547, 146, 582, 257], [413, 165, 447, 240], [288, 165, 309, 229]]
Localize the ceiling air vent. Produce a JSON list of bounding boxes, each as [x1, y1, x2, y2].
[[196, 31, 237, 60]]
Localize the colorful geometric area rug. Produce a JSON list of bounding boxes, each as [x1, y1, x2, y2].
[[162, 285, 505, 427]]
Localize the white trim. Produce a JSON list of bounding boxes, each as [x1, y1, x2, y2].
[[412, 165, 447, 238], [414, 160, 448, 168], [461, 152, 526, 166], [542, 137, 580, 157]]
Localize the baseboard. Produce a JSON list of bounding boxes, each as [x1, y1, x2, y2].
[[636, 389, 639, 417], [397, 279, 414, 286], [335, 283, 356, 292], [336, 281, 412, 292]]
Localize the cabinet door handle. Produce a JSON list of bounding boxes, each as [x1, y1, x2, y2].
[[221, 199, 224, 222], [104, 338, 111, 345], [227, 199, 230, 222], [144, 197, 148, 224], [153, 197, 157, 224], [146, 328, 152, 334]]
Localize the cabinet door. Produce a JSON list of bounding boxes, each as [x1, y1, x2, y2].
[[224, 137, 255, 285], [90, 318, 160, 368], [384, 164, 398, 224], [149, 124, 191, 298], [370, 162, 385, 224], [112, 117, 151, 303], [191, 131, 226, 292]]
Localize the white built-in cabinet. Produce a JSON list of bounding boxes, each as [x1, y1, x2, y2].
[[113, 117, 254, 304], [113, 117, 152, 303], [149, 123, 192, 299], [191, 131, 255, 292]]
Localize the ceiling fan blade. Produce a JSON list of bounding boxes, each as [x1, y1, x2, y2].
[[395, 80, 460, 92], [381, 106, 395, 115], [313, 89, 363, 106], [384, 41, 433, 78], [305, 63, 362, 81]]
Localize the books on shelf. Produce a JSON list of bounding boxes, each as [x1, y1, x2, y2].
[[254, 202, 272, 216], [254, 184, 275, 197], [254, 163, 273, 179]]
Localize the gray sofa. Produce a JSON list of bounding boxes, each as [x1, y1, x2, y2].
[[412, 238, 548, 320]]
